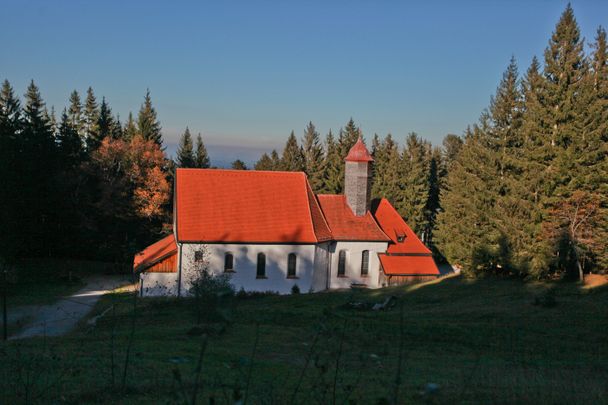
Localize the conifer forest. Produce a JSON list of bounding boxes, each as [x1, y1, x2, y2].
[[0, 5, 606, 280]]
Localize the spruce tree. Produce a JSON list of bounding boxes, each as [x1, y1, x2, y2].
[[397, 133, 430, 236], [195, 133, 210, 168], [442, 134, 463, 166], [123, 112, 138, 141], [371, 133, 401, 204], [321, 130, 342, 193], [0, 80, 22, 258], [57, 109, 84, 164], [280, 131, 304, 171], [137, 89, 162, 145], [231, 159, 247, 170], [435, 124, 501, 274], [301, 121, 325, 192], [254, 153, 274, 170], [0, 80, 22, 140], [270, 149, 281, 170], [83, 87, 99, 151], [112, 114, 123, 139], [68, 90, 85, 139], [93, 97, 114, 148], [176, 127, 195, 168]]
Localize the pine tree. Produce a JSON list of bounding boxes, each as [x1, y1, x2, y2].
[[112, 114, 123, 139], [231, 159, 247, 170], [322, 130, 342, 193], [176, 127, 195, 168], [539, 5, 594, 277], [92, 97, 114, 148], [424, 147, 443, 247], [137, 89, 162, 145], [195, 133, 210, 168], [371, 133, 401, 204], [280, 131, 304, 171], [435, 124, 502, 274], [57, 109, 84, 164], [301, 121, 325, 192], [68, 90, 84, 138], [488, 57, 523, 178], [123, 112, 138, 141], [21, 81, 59, 254], [83, 87, 99, 151], [0, 80, 22, 140], [0, 80, 22, 258], [254, 153, 274, 170], [397, 133, 430, 236], [442, 134, 463, 165], [22, 80, 54, 152], [270, 150, 280, 169]]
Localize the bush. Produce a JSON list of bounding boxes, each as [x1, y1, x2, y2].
[[189, 270, 235, 323], [236, 288, 279, 300], [291, 284, 300, 295]]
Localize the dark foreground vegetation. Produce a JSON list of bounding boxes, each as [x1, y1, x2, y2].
[[1, 276, 606, 404]]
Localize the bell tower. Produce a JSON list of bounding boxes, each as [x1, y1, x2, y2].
[[344, 135, 373, 216]]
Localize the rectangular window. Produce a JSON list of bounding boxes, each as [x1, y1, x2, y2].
[[287, 253, 297, 278], [257, 253, 266, 278], [224, 253, 234, 272], [194, 251, 204, 262], [338, 250, 347, 277], [361, 250, 369, 276]]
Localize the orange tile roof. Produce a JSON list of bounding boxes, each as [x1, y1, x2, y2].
[[133, 234, 177, 272], [378, 254, 440, 276], [371, 198, 431, 254], [176, 169, 332, 243], [345, 137, 374, 162], [316, 195, 390, 241]]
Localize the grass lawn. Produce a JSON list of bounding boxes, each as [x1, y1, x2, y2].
[[1, 275, 607, 404]]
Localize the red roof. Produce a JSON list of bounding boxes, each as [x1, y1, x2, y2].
[[372, 198, 439, 276], [176, 169, 332, 243], [378, 254, 440, 276], [133, 234, 177, 272], [372, 198, 431, 254], [316, 195, 390, 241], [345, 137, 374, 162]]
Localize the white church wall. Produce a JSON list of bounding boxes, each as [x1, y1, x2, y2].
[[312, 242, 331, 291], [328, 241, 388, 289], [140, 272, 179, 297], [180, 243, 317, 295]]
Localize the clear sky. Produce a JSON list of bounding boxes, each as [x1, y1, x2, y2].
[[2, 0, 607, 165]]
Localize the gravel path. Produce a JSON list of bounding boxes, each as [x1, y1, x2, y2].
[[9, 275, 133, 339]]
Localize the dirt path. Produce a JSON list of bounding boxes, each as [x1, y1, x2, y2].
[[9, 275, 134, 340]]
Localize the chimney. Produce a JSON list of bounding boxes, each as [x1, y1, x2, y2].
[[344, 135, 373, 216]]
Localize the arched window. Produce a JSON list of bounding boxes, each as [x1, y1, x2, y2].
[[224, 253, 234, 272], [338, 250, 347, 277], [256, 253, 266, 278], [361, 250, 369, 276], [287, 253, 297, 278]]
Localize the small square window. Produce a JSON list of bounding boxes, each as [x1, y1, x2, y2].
[[396, 233, 406, 243]]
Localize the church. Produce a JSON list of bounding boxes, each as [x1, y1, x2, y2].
[[133, 137, 439, 296]]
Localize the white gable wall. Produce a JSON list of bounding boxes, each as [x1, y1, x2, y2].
[[180, 243, 317, 295], [328, 241, 389, 289]]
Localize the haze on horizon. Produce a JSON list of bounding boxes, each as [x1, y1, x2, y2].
[[2, 0, 607, 165]]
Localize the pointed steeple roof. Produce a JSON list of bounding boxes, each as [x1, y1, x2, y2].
[[344, 135, 373, 162]]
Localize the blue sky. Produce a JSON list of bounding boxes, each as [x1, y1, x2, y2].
[[1, 0, 607, 165]]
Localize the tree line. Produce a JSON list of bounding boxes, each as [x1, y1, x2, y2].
[[2, 5, 605, 279], [185, 5, 608, 280], [0, 84, 171, 263]]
